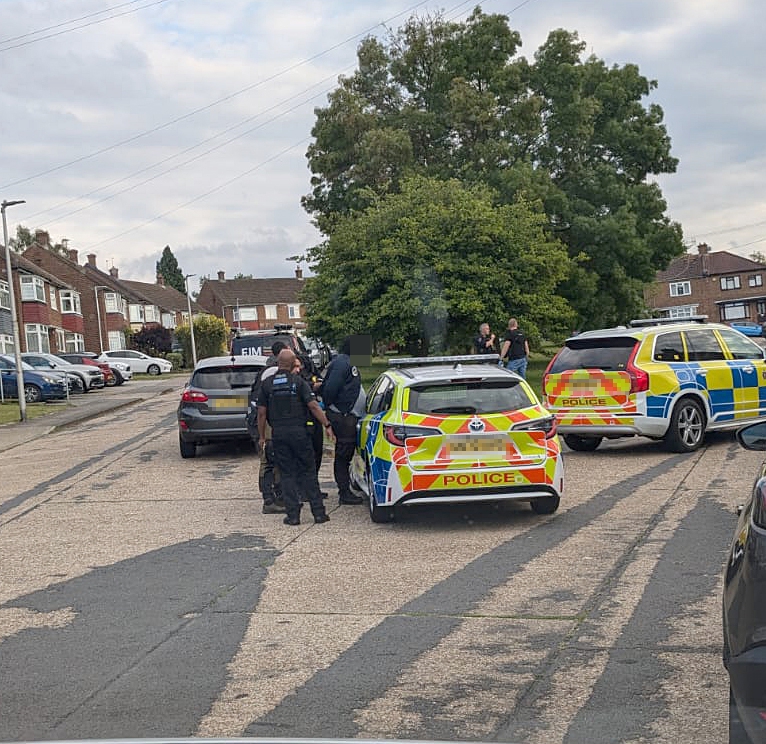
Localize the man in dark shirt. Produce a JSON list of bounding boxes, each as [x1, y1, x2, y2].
[[257, 349, 334, 525], [473, 323, 496, 354], [500, 318, 530, 379]]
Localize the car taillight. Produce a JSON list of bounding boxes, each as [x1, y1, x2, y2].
[[626, 343, 649, 393], [541, 355, 557, 398], [181, 389, 208, 403], [512, 416, 557, 439], [383, 424, 440, 447]]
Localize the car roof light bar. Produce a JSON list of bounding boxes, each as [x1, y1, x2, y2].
[[389, 354, 501, 368], [629, 315, 708, 327]]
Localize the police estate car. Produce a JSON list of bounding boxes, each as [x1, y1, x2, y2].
[[542, 318, 766, 452], [350, 355, 564, 522]]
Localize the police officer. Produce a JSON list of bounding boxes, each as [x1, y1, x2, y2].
[[319, 337, 365, 505], [257, 349, 334, 525]]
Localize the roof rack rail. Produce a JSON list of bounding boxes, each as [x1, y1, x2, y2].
[[273, 323, 294, 331], [629, 315, 708, 328], [389, 354, 500, 368]]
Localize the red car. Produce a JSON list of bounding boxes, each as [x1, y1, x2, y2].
[[58, 353, 118, 386]]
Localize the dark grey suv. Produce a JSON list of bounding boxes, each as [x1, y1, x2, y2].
[[177, 355, 267, 458]]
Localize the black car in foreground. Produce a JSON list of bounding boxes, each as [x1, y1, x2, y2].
[[724, 419, 766, 743], [177, 355, 267, 458]]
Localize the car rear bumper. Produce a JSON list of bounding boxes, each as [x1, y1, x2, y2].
[[398, 484, 561, 506], [178, 410, 250, 443], [728, 645, 766, 741], [554, 415, 667, 439]]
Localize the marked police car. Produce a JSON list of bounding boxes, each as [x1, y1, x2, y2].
[[350, 355, 564, 522], [542, 317, 766, 452]]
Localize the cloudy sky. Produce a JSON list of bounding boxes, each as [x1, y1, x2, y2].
[[0, 0, 764, 285]]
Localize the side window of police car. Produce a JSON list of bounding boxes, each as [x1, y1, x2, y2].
[[653, 332, 685, 362], [368, 377, 393, 415], [717, 329, 765, 360], [683, 329, 726, 362]]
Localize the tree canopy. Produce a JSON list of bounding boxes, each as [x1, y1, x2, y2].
[[302, 7, 684, 336], [156, 245, 186, 293]]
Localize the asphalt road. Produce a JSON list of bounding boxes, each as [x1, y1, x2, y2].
[[0, 390, 752, 743]]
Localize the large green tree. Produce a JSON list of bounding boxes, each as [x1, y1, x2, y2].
[[303, 176, 574, 353], [156, 245, 186, 293], [302, 7, 684, 330]]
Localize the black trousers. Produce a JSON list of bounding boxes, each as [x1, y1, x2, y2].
[[272, 428, 327, 520], [327, 410, 358, 498], [308, 419, 323, 472]]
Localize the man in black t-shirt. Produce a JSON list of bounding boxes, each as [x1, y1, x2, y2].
[[500, 318, 530, 379], [473, 323, 496, 354]]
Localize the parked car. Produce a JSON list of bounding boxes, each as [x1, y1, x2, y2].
[[724, 419, 766, 743], [0, 355, 68, 402], [351, 354, 563, 522], [59, 352, 132, 385], [177, 355, 268, 458], [98, 350, 172, 375], [20, 352, 105, 392], [730, 320, 766, 338], [303, 337, 331, 369], [230, 325, 308, 358], [542, 318, 766, 453]]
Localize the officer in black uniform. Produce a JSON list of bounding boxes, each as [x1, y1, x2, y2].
[[257, 349, 334, 525]]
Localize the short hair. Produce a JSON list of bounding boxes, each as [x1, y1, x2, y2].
[[271, 340, 287, 355], [508, 318, 518, 328], [479, 322, 489, 332]]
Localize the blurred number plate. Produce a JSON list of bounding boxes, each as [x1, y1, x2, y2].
[[212, 397, 247, 409], [447, 436, 506, 455]]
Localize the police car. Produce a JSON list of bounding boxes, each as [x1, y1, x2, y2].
[[542, 317, 766, 452], [350, 355, 564, 523]]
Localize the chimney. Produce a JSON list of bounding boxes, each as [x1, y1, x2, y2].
[[217, 270, 225, 281], [295, 266, 303, 279], [109, 266, 119, 279], [156, 273, 165, 286], [698, 243, 710, 277], [34, 229, 50, 247], [87, 253, 97, 268], [67, 248, 79, 263], [698, 243, 710, 255]]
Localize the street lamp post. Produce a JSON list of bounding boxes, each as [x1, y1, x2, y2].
[[93, 285, 109, 352], [184, 274, 197, 367], [2, 199, 27, 422]]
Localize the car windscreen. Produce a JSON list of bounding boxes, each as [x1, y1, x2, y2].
[[406, 379, 534, 415], [231, 335, 290, 356], [548, 337, 638, 373], [191, 365, 263, 389]]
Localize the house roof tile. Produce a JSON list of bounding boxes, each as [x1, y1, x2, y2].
[[201, 277, 305, 306], [656, 250, 765, 281], [118, 279, 204, 313]]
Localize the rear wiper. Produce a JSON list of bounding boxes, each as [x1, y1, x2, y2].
[[431, 406, 477, 414]]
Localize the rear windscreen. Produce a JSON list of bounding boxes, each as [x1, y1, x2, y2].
[[191, 365, 263, 389], [548, 338, 638, 373], [231, 335, 291, 356], [407, 380, 533, 415]]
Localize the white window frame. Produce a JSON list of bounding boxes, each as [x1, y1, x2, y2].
[[104, 292, 121, 313], [107, 330, 125, 350], [0, 334, 14, 354], [55, 328, 65, 352], [721, 276, 741, 291], [721, 302, 748, 320], [233, 306, 258, 322], [669, 281, 691, 297], [50, 287, 57, 310], [129, 304, 145, 323], [144, 305, 160, 323], [25, 323, 50, 353], [59, 290, 82, 314], [263, 304, 278, 320], [0, 280, 9, 310], [288, 304, 300, 319], [667, 305, 699, 319], [749, 274, 763, 288], [64, 332, 85, 352], [20, 275, 45, 302], [161, 312, 176, 329]]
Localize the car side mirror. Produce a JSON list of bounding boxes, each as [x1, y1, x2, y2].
[[737, 421, 766, 450], [736, 504, 744, 516]]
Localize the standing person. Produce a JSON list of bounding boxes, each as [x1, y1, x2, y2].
[[500, 318, 530, 379], [473, 323, 496, 355], [257, 349, 334, 526], [319, 337, 366, 505]]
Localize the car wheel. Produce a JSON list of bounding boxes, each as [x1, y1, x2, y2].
[[367, 463, 394, 523], [531, 494, 560, 515], [105, 373, 118, 387], [24, 384, 42, 403], [664, 397, 705, 453], [729, 685, 752, 744], [71, 377, 85, 393], [563, 434, 602, 452], [179, 435, 196, 459], [147, 364, 161, 376], [113, 371, 125, 385]]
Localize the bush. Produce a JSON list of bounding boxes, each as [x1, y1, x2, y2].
[[132, 325, 172, 356], [175, 314, 229, 362], [166, 351, 184, 370]]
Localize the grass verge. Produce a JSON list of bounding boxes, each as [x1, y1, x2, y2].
[[0, 401, 67, 425]]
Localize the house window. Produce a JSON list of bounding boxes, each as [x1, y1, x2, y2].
[[50, 287, 57, 310], [758, 300, 766, 317], [233, 306, 257, 322], [107, 330, 125, 350], [749, 274, 763, 288], [667, 305, 698, 319], [264, 304, 277, 320], [721, 302, 747, 321], [0, 334, 14, 354], [669, 281, 691, 297], [59, 290, 82, 314], [129, 304, 144, 323], [161, 312, 176, 329], [0, 280, 9, 310], [144, 305, 160, 323], [55, 329, 66, 352], [64, 332, 85, 352], [25, 323, 50, 353], [721, 276, 741, 291], [122, 298, 128, 318], [104, 292, 121, 312], [288, 304, 300, 319], [20, 275, 45, 302]]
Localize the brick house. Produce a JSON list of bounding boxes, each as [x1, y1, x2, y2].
[[197, 269, 307, 331], [115, 276, 204, 332], [644, 243, 766, 323]]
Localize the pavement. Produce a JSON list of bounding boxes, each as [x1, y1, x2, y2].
[[0, 378, 181, 453]]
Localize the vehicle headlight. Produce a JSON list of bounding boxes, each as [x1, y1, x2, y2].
[[112, 362, 128, 371], [41, 375, 58, 384]]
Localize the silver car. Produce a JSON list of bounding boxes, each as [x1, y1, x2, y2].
[[21, 352, 105, 391], [177, 355, 268, 458]]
